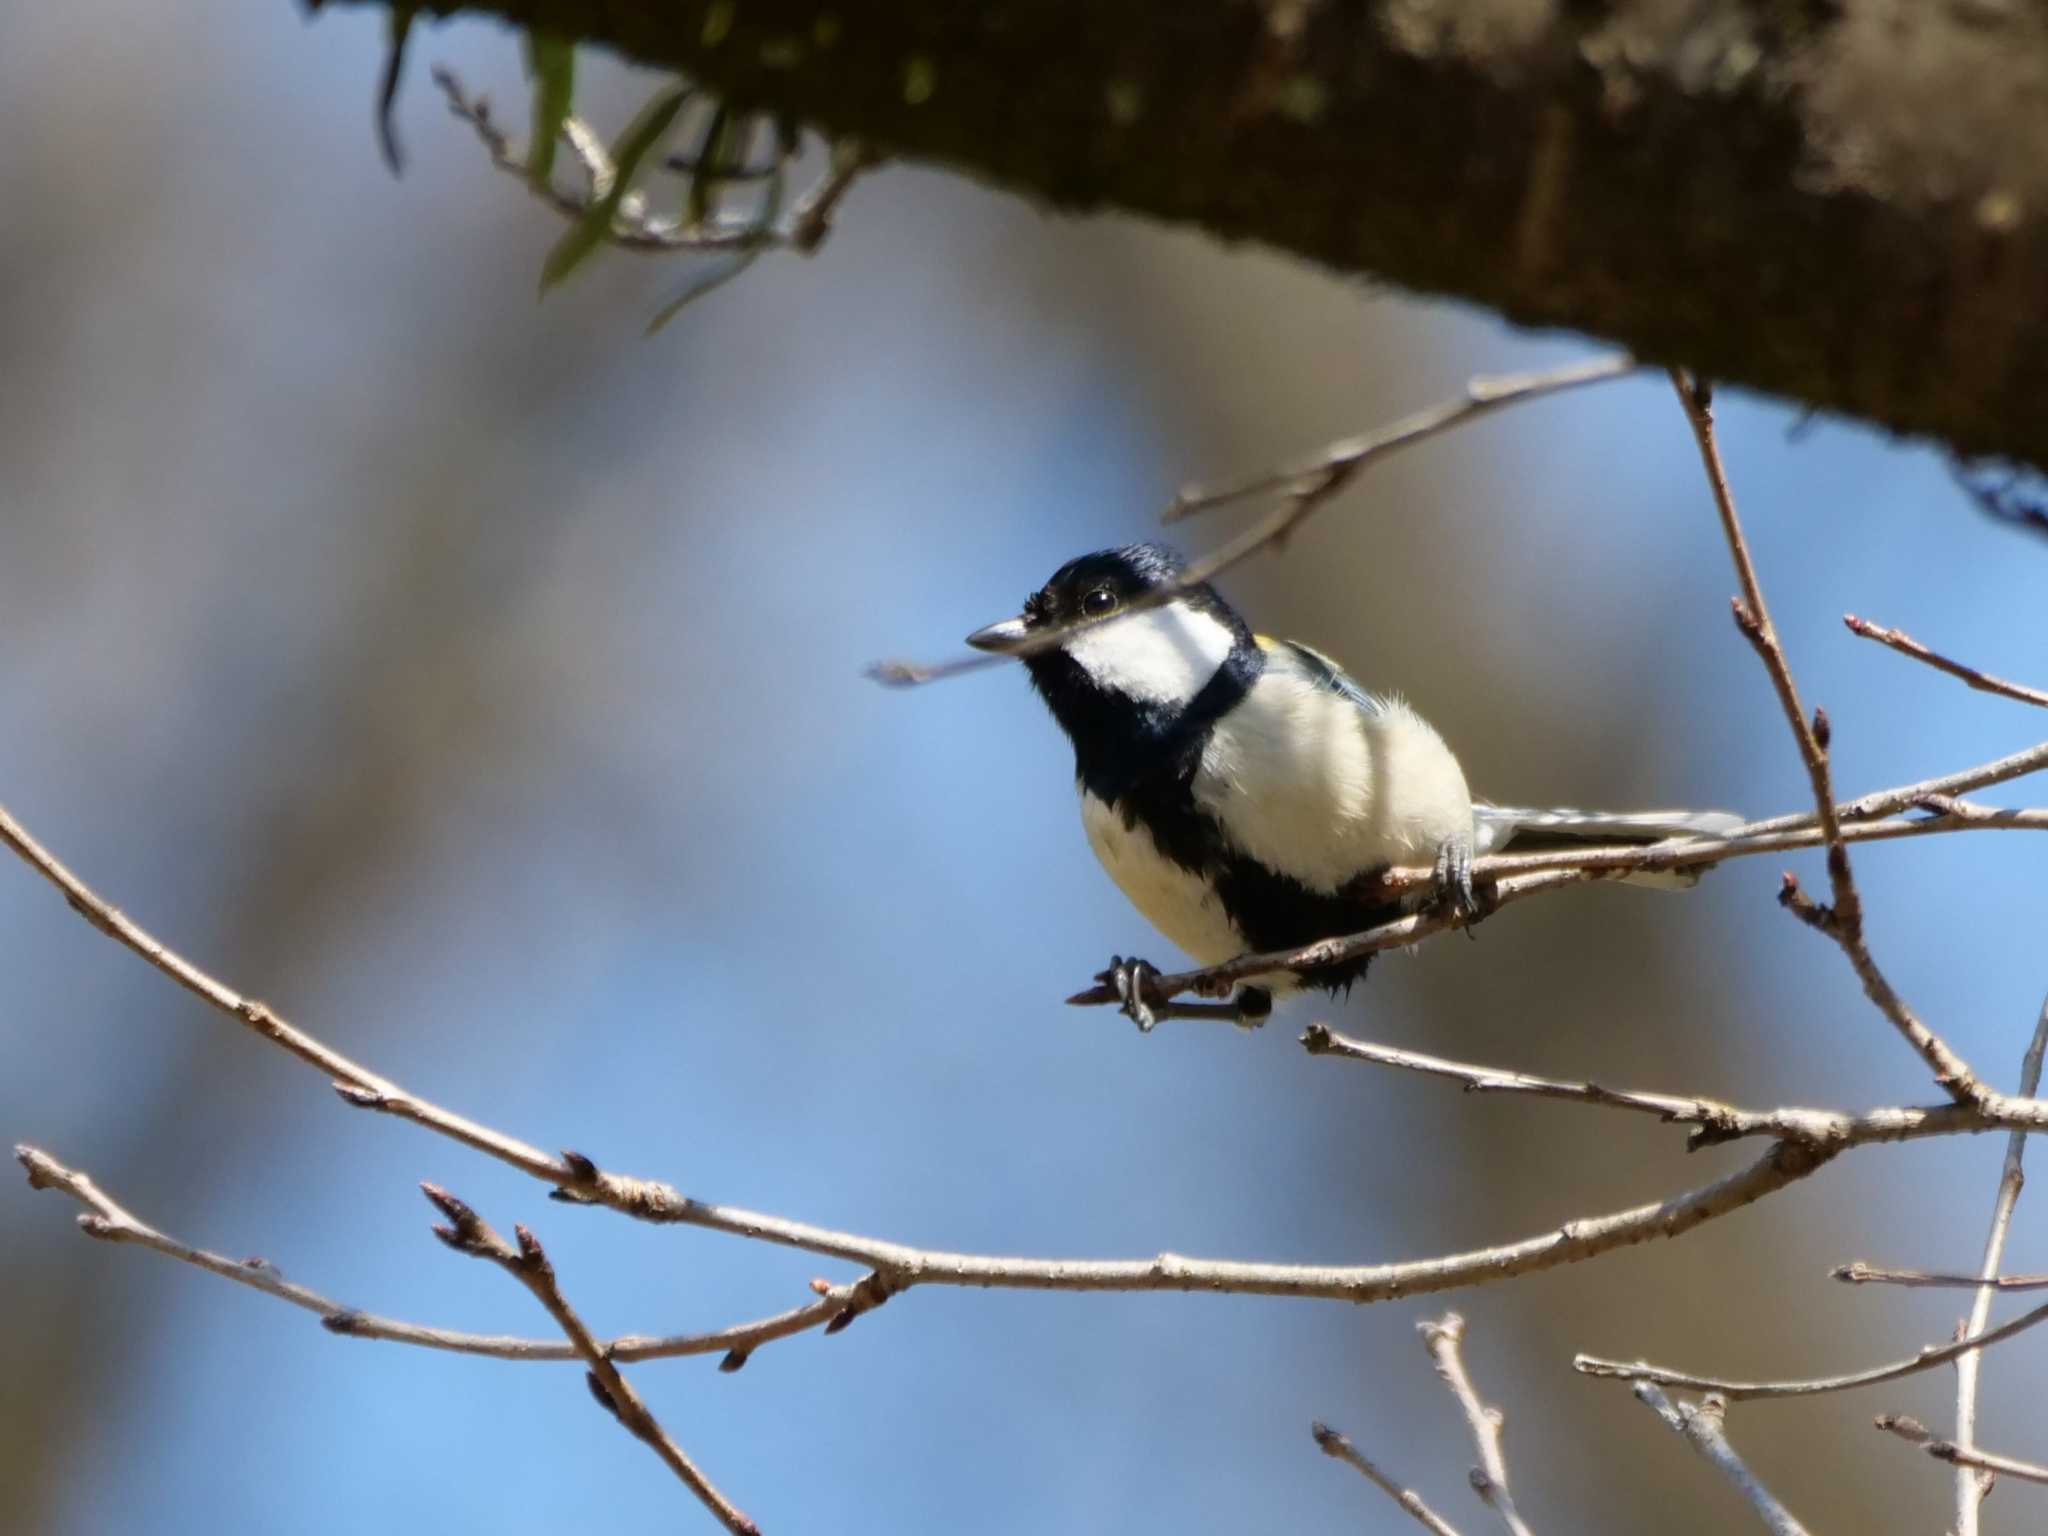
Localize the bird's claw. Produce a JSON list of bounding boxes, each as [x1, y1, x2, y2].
[[1092, 957, 1271, 1031], [1098, 954, 1162, 1032], [1432, 837, 1483, 928]]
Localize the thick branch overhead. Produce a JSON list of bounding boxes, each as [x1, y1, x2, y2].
[[343, 0, 2048, 469]]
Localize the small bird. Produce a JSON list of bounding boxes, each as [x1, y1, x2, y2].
[[967, 543, 1741, 1029]]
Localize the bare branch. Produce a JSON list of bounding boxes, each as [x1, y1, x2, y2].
[[1782, 737, 2048, 829], [1835, 1263, 2048, 1293], [1064, 770, 2048, 1014], [1163, 353, 1636, 523], [16, 790, 2048, 1330], [1578, 1297, 2048, 1400], [869, 354, 1635, 687], [1298, 1025, 2041, 1152], [1669, 368, 1985, 1106], [1311, 1422, 1466, 1536], [13, 1144, 878, 1368], [1845, 616, 2048, 711], [1668, 371, 1840, 850], [421, 1187, 760, 1535], [1303, 1024, 1798, 1145], [784, 140, 875, 254], [0, 796, 1865, 1305], [1633, 1386, 1813, 1536], [1877, 1413, 2048, 1490], [1953, 993, 2048, 1534], [560, 112, 614, 193], [0, 800, 609, 1193], [1464, 800, 2048, 887], [1421, 1314, 1536, 1536]]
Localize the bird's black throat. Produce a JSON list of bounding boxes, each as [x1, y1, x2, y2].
[[1020, 626, 1262, 806]]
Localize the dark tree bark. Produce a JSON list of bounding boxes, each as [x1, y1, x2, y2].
[[352, 1, 2048, 471]]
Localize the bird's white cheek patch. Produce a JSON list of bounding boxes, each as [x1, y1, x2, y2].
[[1062, 604, 1235, 707]]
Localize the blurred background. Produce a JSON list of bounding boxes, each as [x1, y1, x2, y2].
[[4, 6, 2047, 1532]]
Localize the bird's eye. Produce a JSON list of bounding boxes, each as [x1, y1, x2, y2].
[[1081, 587, 1118, 617]]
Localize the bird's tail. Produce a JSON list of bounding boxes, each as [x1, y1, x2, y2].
[[1472, 805, 1745, 891]]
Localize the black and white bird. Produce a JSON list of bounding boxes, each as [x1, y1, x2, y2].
[[967, 543, 1740, 1029]]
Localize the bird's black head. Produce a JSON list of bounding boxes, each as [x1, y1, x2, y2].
[[1023, 542, 1192, 629], [966, 543, 1261, 796], [967, 543, 1240, 653]]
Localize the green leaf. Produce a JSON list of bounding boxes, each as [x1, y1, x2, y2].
[[644, 251, 759, 335], [523, 33, 575, 186], [378, 5, 421, 175], [540, 82, 691, 293]]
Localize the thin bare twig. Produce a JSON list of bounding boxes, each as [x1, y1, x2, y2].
[[1953, 993, 2048, 1534], [1667, 371, 1841, 850], [0, 797, 1860, 1305], [431, 67, 869, 259], [1877, 1413, 2048, 1489], [421, 1187, 760, 1536], [1577, 1296, 2048, 1399], [12, 1145, 877, 1368], [17, 776, 2048, 1358], [1845, 615, 2048, 710], [869, 353, 1635, 687], [1462, 800, 2048, 886], [1420, 1315, 1536, 1536], [1311, 1422, 1467, 1536], [1835, 1262, 2048, 1292], [1633, 1386, 1812, 1536], [1164, 352, 1636, 522], [785, 140, 874, 254], [1299, 1024, 2042, 1151], [1061, 752, 2048, 1012], [1303, 1023, 1756, 1135], [1066, 813, 2047, 1017], [560, 113, 614, 193], [1770, 735, 2048, 828], [1669, 368, 1985, 1105]]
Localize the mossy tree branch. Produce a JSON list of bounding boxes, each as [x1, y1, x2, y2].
[[332, 0, 2048, 470]]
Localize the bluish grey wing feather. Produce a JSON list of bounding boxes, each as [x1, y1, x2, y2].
[[1273, 639, 1388, 718], [1262, 636, 1742, 889]]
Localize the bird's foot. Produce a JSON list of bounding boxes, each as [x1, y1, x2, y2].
[[1431, 836, 1485, 931], [1099, 954, 1163, 1032]]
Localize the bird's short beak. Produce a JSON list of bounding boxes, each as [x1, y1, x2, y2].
[[965, 616, 1031, 654]]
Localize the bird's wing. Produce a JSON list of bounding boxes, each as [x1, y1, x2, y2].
[[1262, 637, 1389, 719]]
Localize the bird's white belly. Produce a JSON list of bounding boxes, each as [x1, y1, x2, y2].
[[1193, 671, 1470, 891], [1079, 791, 1247, 968]]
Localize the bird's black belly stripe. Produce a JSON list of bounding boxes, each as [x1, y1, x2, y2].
[[1117, 768, 1397, 992], [1101, 662, 1396, 992]]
